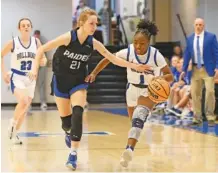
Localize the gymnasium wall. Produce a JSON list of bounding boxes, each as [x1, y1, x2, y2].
[[1, 0, 72, 103], [171, 0, 218, 48], [197, 0, 218, 37]]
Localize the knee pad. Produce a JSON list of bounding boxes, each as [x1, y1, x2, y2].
[[61, 114, 72, 132], [132, 105, 150, 125], [70, 106, 84, 141], [128, 105, 150, 140]]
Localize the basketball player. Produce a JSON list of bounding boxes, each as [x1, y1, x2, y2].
[[30, 9, 151, 170], [1, 18, 47, 144], [86, 20, 173, 167], [86, 20, 173, 119]]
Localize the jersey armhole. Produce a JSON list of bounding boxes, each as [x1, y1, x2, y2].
[[154, 49, 158, 67], [87, 35, 93, 46], [11, 39, 15, 52], [127, 45, 130, 62]]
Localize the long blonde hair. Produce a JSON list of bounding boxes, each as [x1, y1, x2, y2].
[[77, 9, 97, 27]]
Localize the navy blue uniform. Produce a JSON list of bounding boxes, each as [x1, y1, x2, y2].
[[51, 29, 93, 98]]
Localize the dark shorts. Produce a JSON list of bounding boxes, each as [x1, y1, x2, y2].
[[50, 74, 89, 99]]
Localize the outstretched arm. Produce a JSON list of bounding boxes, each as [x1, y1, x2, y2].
[[32, 32, 71, 75], [91, 58, 110, 75], [93, 39, 151, 72], [85, 58, 110, 83]]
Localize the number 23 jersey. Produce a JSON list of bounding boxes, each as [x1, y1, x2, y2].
[[11, 36, 37, 72], [52, 29, 93, 78]]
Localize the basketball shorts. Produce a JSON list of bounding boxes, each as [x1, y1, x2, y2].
[[10, 69, 36, 98], [51, 74, 89, 99], [126, 83, 148, 107]]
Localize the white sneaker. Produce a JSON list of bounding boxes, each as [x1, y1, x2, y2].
[[40, 103, 48, 111], [120, 149, 133, 167], [12, 135, 23, 145]]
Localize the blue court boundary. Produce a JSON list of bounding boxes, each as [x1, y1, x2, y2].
[[90, 107, 218, 137]]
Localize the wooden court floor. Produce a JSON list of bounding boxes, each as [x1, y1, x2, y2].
[[1, 107, 218, 172]]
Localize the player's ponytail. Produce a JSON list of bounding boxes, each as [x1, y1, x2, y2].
[[135, 20, 158, 39]]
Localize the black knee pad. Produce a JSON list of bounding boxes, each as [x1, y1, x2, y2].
[[132, 118, 144, 129], [70, 106, 84, 141], [61, 114, 72, 132]]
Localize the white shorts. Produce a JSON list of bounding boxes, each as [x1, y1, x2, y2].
[[10, 70, 36, 98], [126, 83, 148, 107]]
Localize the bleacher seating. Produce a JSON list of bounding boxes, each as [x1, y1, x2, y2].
[[87, 43, 218, 114]]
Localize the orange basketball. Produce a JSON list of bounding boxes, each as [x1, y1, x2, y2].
[[148, 78, 170, 103]]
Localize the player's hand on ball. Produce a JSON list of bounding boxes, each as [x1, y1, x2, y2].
[[40, 57, 47, 66], [151, 76, 163, 81], [85, 73, 96, 83], [134, 64, 152, 73]]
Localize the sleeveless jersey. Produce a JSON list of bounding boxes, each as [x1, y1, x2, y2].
[[11, 36, 37, 72], [117, 44, 167, 85], [52, 29, 93, 79]]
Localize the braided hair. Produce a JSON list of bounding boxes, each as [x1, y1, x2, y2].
[[135, 20, 158, 40]]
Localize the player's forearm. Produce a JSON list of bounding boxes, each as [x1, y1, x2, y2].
[[34, 47, 44, 72], [106, 52, 135, 69], [91, 58, 110, 75]]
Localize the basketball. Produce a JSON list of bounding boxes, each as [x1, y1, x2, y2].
[[148, 78, 170, 103]]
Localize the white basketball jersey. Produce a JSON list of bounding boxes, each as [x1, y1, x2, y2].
[[117, 44, 167, 85], [11, 36, 37, 72]]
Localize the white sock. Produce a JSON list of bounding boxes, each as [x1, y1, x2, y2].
[[70, 147, 78, 155]]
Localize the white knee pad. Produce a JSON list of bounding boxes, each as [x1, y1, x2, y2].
[[128, 105, 150, 141]]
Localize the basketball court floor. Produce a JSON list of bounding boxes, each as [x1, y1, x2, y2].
[[1, 105, 218, 172]]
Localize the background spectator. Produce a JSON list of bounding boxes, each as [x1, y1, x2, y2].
[[34, 30, 48, 111]]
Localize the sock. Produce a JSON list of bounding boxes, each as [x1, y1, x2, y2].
[[10, 118, 18, 127], [126, 145, 134, 151], [71, 147, 78, 155]]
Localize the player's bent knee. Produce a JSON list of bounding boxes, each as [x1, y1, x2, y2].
[[61, 114, 72, 132], [70, 106, 84, 141], [19, 97, 29, 107], [128, 105, 150, 140], [132, 105, 150, 123]]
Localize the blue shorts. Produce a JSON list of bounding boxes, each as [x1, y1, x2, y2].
[[51, 75, 89, 99]]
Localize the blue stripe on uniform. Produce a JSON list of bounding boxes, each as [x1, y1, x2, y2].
[[144, 47, 151, 64], [11, 68, 26, 76], [87, 36, 93, 45], [53, 75, 70, 99], [69, 83, 89, 96], [134, 46, 151, 64], [154, 50, 158, 66], [10, 73, 15, 93], [127, 45, 130, 62], [71, 30, 77, 42]]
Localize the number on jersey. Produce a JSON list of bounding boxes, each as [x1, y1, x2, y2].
[[20, 61, 32, 70], [140, 75, 144, 84], [70, 60, 81, 69]]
